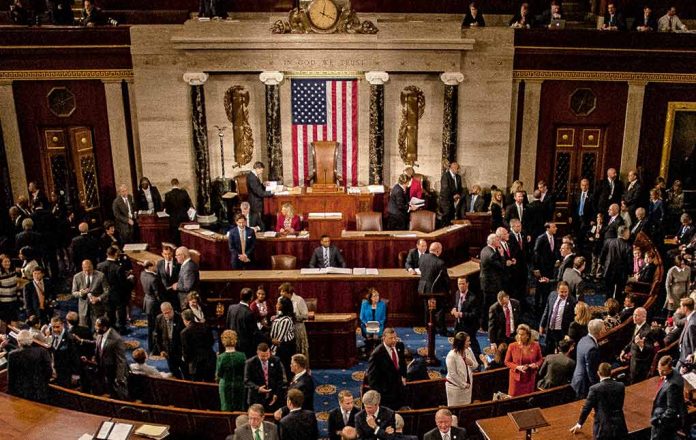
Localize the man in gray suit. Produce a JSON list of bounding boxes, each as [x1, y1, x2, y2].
[[141, 260, 163, 353], [71, 259, 109, 329], [112, 184, 136, 244], [678, 297, 696, 369], [234, 403, 279, 440], [423, 408, 467, 440], [537, 339, 576, 389], [173, 246, 199, 310], [562, 256, 585, 298]]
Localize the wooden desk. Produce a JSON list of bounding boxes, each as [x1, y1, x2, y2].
[[307, 215, 344, 239], [197, 261, 479, 327], [476, 377, 679, 440], [264, 187, 387, 230], [180, 223, 471, 270], [306, 313, 357, 368], [137, 214, 170, 253], [0, 392, 150, 439]]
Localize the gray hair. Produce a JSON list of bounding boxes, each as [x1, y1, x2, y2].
[[395, 413, 404, 430], [241, 201, 250, 209], [16, 329, 33, 347], [362, 390, 381, 406], [160, 302, 173, 311], [22, 218, 33, 229], [235, 414, 249, 428], [588, 319, 604, 337], [486, 233, 498, 246], [509, 218, 521, 227], [495, 227, 508, 237]]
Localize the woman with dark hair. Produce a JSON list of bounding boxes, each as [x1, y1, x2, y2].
[[0, 254, 19, 323], [249, 285, 272, 331], [603, 298, 621, 329], [271, 295, 296, 375], [445, 331, 478, 406], [359, 288, 387, 340], [185, 291, 206, 323], [99, 220, 122, 260], [18, 246, 38, 281], [587, 212, 605, 278], [462, 1, 486, 27], [136, 176, 163, 212]]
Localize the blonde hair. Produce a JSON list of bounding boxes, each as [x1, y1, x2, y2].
[[574, 301, 591, 325], [489, 190, 503, 209], [281, 202, 295, 217], [515, 323, 532, 345], [221, 329, 238, 349], [510, 180, 523, 195]]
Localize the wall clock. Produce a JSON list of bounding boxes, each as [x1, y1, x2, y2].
[[47, 87, 76, 118], [569, 88, 596, 117], [307, 0, 340, 32]]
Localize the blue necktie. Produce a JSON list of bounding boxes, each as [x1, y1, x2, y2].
[[470, 196, 476, 212], [579, 193, 585, 216]]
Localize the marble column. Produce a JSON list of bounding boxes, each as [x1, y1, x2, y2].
[[519, 79, 543, 188], [126, 78, 143, 180], [440, 72, 464, 165], [365, 71, 389, 185], [260, 71, 284, 182], [0, 80, 27, 201], [620, 80, 647, 176], [508, 79, 522, 181], [102, 79, 133, 190], [184, 72, 213, 216]]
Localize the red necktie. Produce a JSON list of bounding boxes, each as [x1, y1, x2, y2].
[[262, 361, 269, 385], [504, 306, 512, 337], [656, 376, 665, 396], [391, 347, 399, 370]]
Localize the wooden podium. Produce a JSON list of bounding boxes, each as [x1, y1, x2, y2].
[[508, 408, 549, 440], [310, 141, 341, 192], [308, 213, 344, 239]]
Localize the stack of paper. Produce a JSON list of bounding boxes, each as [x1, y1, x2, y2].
[[263, 231, 277, 238], [156, 211, 169, 218], [123, 243, 148, 252], [367, 185, 385, 194], [134, 424, 170, 439], [183, 223, 200, 230]]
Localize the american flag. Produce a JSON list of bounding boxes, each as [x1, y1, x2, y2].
[[291, 78, 359, 187]]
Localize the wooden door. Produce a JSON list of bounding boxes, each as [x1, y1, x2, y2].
[[550, 126, 606, 223], [40, 126, 101, 224]]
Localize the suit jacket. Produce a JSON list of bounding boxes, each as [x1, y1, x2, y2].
[[452, 289, 480, 335], [71, 270, 109, 324], [539, 191, 556, 221], [571, 334, 599, 398], [630, 218, 646, 240], [95, 329, 128, 385], [534, 233, 561, 277], [177, 260, 199, 294], [228, 226, 257, 269], [594, 178, 624, 215], [246, 212, 266, 232], [623, 180, 642, 210], [570, 191, 595, 229], [180, 322, 216, 379], [136, 186, 163, 212], [141, 270, 163, 315], [247, 172, 272, 215], [623, 323, 656, 383], [577, 378, 628, 439], [679, 313, 696, 365], [406, 357, 429, 382], [112, 195, 135, 227], [23, 278, 55, 318], [156, 258, 180, 290], [603, 12, 627, 30], [280, 409, 318, 440], [308, 245, 346, 269], [234, 422, 279, 440], [70, 233, 100, 267], [540, 291, 576, 334], [97, 259, 131, 307], [479, 245, 506, 294], [463, 193, 485, 213], [327, 406, 359, 440], [600, 237, 631, 281], [525, 201, 546, 239], [562, 268, 583, 297], [439, 171, 463, 217], [677, 224, 695, 245], [244, 355, 287, 406], [68, 324, 94, 358], [537, 353, 576, 389], [387, 184, 409, 230], [404, 248, 427, 271], [7, 345, 53, 402], [488, 299, 521, 345], [651, 371, 687, 432], [152, 311, 183, 357], [163, 187, 193, 225], [288, 372, 315, 410], [423, 427, 467, 440], [417, 253, 449, 294], [367, 343, 406, 409], [632, 13, 657, 30], [49, 329, 80, 386], [504, 203, 527, 228], [15, 230, 42, 254], [226, 302, 260, 358], [355, 406, 396, 440], [604, 215, 624, 240]]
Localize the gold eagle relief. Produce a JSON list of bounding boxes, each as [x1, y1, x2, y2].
[[398, 86, 425, 166], [224, 86, 254, 166]]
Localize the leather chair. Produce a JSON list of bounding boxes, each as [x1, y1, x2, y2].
[[189, 249, 201, 267], [305, 298, 317, 313], [397, 250, 408, 268], [271, 254, 297, 270], [234, 172, 249, 201], [409, 210, 436, 233], [356, 212, 383, 231]]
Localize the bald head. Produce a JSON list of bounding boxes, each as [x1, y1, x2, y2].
[[633, 307, 647, 325], [429, 242, 443, 256], [118, 184, 129, 196], [78, 222, 89, 233]]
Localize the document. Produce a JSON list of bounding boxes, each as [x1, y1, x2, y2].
[[123, 243, 148, 252], [156, 211, 169, 218], [353, 268, 366, 275], [300, 268, 322, 275], [263, 231, 277, 238], [367, 185, 385, 194], [134, 424, 170, 439], [221, 192, 238, 199], [107, 423, 133, 440], [183, 224, 200, 230], [409, 197, 425, 206], [366, 269, 379, 275], [186, 208, 197, 221]]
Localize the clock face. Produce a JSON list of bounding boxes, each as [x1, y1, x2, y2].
[[47, 87, 76, 118], [307, 0, 339, 31], [569, 88, 596, 117]]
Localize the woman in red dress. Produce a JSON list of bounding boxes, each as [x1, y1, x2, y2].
[[275, 202, 301, 235], [404, 166, 423, 199], [504, 323, 543, 396]]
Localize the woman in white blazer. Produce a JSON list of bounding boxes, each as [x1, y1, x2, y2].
[[445, 331, 479, 406]]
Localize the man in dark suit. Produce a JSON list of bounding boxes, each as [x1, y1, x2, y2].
[[112, 184, 136, 244], [226, 288, 261, 358], [537, 180, 556, 221], [619, 294, 638, 322], [461, 184, 485, 217], [354, 390, 396, 440], [97, 246, 132, 334], [678, 297, 696, 369], [603, 203, 624, 241], [600, 225, 632, 301], [488, 291, 520, 347], [245, 343, 287, 411], [156, 244, 180, 307], [15, 218, 42, 256], [70, 222, 100, 269], [622, 170, 642, 220], [328, 390, 359, 440], [367, 328, 406, 410], [180, 309, 216, 381], [539, 281, 577, 355], [676, 213, 695, 245], [87, 316, 128, 399], [65, 311, 93, 359], [594, 168, 624, 218], [651, 355, 687, 440], [387, 174, 412, 230], [248, 162, 273, 216], [507, 219, 529, 308], [601, 2, 627, 31], [619, 307, 656, 383], [163, 178, 193, 245], [423, 408, 467, 440], [570, 362, 628, 439], [450, 276, 481, 357], [48, 317, 80, 387], [630, 207, 647, 241], [571, 319, 604, 398], [228, 214, 257, 269], [504, 190, 527, 229], [479, 234, 507, 328], [418, 242, 450, 335], [234, 404, 280, 440], [404, 349, 429, 381], [438, 161, 464, 225], [7, 330, 53, 403], [538, 339, 575, 389], [286, 354, 314, 410], [152, 302, 184, 378], [240, 201, 265, 232], [632, 4, 657, 31], [71, 259, 109, 329], [140, 260, 163, 353], [173, 246, 199, 310], [279, 388, 319, 440], [534, 222, 561, 312], [569, 178, 594, 247], [525, 191, 546, 240], [23, 266, 55, 325], [404, 238, 428, 274], [309, 235, 346, 268]]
